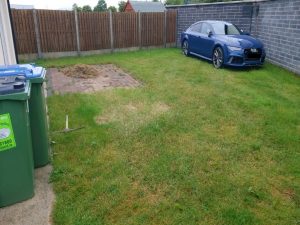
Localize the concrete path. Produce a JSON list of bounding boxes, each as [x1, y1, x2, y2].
[[0, 165, 55, 225]]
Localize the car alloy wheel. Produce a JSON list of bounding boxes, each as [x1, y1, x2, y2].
[[213, 47, 224, 68], [182, 40, 189, 56]]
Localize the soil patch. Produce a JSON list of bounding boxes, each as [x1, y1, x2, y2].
[[47, 64, 140, 95], [60, 64, 99, 79]]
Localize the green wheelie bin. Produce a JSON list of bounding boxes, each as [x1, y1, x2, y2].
[[0, 64, 50, 168], [0, 77, 34, 207], [27, 66, 49, 168]]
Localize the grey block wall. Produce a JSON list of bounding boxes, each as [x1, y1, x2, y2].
[[253, 0, 300, 74], [168, 0, 300, 75], [169, 2, 255, 45]]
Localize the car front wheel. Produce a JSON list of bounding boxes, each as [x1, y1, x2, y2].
[[182, 40, 190, 56], [212, 47, 224, 69]]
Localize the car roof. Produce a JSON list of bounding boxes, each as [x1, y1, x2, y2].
[[191, 20, 232, 26]]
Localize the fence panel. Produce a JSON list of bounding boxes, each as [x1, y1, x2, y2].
[[37, 10, 77, 52], [166, 10, 177, 44], [11, 9, 37, 54], [11, 9, 177, 57], [113, 12, 139, 49], [141, 12, 164, 47], [78, 12, 110, 51]]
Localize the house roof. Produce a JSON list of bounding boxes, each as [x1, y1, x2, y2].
[[128, 1, 166, 12], [10, 4, 34, 9]]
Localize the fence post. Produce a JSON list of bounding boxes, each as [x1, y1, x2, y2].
[[138, 11, 142, 49], [32, 9, 42, 58], [109, 10, 114, 53], [175, 10, 178, 48], [74, 9, 81, 56], [164, 10, 167, 48]]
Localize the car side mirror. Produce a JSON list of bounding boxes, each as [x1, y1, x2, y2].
[[208, 31, 213, 37], [240, 29, 250, 35]]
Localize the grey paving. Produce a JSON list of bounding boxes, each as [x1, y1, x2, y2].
[[0, 165, 55, 225]]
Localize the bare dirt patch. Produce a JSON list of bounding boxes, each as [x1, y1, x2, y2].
[[46, 64, 140, 95], [271, 186, 296, 202], [60, 64, 99, 79]]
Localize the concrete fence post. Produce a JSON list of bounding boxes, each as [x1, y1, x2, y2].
[[175, 9, 178, 48], [109, 10, 114, 53], [138, 11, 142, 49], [32, 9, 42, 58], [74, 9, 81, 56], [164, 10, 167, 48]]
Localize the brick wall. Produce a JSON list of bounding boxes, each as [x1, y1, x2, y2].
[[168, 0, 300, 75]]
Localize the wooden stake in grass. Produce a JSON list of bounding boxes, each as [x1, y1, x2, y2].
[[53, 115, 84, 133]]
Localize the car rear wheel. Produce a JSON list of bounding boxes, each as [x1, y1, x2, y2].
[[182, 40, 190, 56], [212, 47, 224, 69]]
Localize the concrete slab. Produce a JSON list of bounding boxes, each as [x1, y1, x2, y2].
[[0, 165, 55, 225]]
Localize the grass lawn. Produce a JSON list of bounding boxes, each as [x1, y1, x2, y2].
[[38, 48, 300, 225]]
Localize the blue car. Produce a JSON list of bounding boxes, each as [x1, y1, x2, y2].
[[181, 20, 266, 68]]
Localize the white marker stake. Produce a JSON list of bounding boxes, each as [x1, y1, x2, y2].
[[65, 115, 69, 130], [53, 114, 84, 133]]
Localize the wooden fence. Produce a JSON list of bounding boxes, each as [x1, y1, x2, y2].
[[11, 9, 177, 58]]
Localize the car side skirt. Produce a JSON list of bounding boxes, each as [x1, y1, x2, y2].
[[190, 52, 212, 61]]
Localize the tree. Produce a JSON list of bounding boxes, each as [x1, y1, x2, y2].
[[82, 5, 92, 12], [164, 0, 183, 5], [72, 3, 82, 12], [190, 0, 234, 3], [118, 1, 126, 12], [93, 0, 107, 12], [152, 0, 159, 2], [108, 6, 117, 12]]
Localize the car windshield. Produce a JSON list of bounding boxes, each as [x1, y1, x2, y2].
[[211, 23, 241, 35]]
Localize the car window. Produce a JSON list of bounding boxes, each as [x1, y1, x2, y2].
[[189, 23, 202, 33], [211, 23, 241, 35], [211, 23, 225, 35], [225, 25, 241, 35], [200, 23, 212, 35]]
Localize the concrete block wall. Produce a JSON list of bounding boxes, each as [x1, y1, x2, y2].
[[169, 1, 255, 46], [167, 0, 300, 75], [253, 0, 300, 74]]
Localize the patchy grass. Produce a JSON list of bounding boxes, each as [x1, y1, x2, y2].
[[95, 101, 170, 134], [38, 48, 300, 225]]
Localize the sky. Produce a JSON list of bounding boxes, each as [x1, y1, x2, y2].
[[10, 0, 120, 10]]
